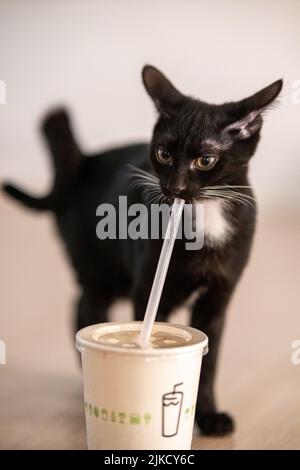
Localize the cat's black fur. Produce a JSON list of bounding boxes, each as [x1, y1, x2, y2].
[[3, 66, 282, 436]]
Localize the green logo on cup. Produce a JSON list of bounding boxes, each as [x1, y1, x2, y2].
[[84, 403, 153, 426], [130, 414, 141, 425], [118, 412, 126, 424]]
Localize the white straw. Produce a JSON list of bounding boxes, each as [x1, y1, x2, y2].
[[139, 197, 185, 348]]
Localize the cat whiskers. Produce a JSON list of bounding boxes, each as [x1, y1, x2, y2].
[[128, 165, 159, 186], [201, 185, 256, 209], [128, 165, 171, 205], [145, 188, 171, 205]]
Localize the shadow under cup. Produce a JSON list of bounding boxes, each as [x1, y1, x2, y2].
[[76, 321, 208, 450]]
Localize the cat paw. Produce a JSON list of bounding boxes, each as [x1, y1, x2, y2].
[[196, 412, 234, 436]]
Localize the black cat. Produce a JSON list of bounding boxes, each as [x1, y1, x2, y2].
[[3, 66, 282, 436]]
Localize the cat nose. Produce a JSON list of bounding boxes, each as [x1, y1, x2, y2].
[[166, 180, 187, 197]]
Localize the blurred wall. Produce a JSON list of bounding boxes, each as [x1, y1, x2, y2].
[[0, 0, 299, 211]]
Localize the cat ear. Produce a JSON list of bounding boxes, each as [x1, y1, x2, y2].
[[142, 65, 186, 116], [222, 79, 283, 141]]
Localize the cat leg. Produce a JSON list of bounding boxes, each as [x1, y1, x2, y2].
[[191, 279, 235, 436], [133, 284, 171, 323], [132, 270, 188, 323], [75, 289, 112, 333]]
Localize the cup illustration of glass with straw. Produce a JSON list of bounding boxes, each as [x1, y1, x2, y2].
[[162, 383, 184, 437]]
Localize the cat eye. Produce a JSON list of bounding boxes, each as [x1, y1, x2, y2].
[[193, 155, 218, 171], [155, 147, 173, 166]]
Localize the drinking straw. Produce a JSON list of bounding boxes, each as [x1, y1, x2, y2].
[[139, 197, 185, 348]]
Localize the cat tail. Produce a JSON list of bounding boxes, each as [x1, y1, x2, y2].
[[2, 108, 83, 211]]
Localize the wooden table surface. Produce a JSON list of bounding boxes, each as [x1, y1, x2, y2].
[[0, 196, 299, 450]]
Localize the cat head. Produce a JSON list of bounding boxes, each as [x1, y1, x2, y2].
[[142, 65, 282, 201]]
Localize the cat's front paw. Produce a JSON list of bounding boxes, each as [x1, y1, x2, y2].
[[196, 412, 234, 436]]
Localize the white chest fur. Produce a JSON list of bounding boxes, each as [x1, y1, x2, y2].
[[198, 199, 233, 247]]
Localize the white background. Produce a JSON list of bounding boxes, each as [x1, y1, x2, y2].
[[0, 0, 299, 211]]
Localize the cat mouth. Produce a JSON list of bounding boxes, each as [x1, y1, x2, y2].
[[162, 186, 193, 203], [163, 192, 193, 204]]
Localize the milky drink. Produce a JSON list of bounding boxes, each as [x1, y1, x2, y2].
[[76, 321, 208, 450]]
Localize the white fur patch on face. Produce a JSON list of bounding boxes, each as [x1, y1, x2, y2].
[[197, 199, 233, 247]]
